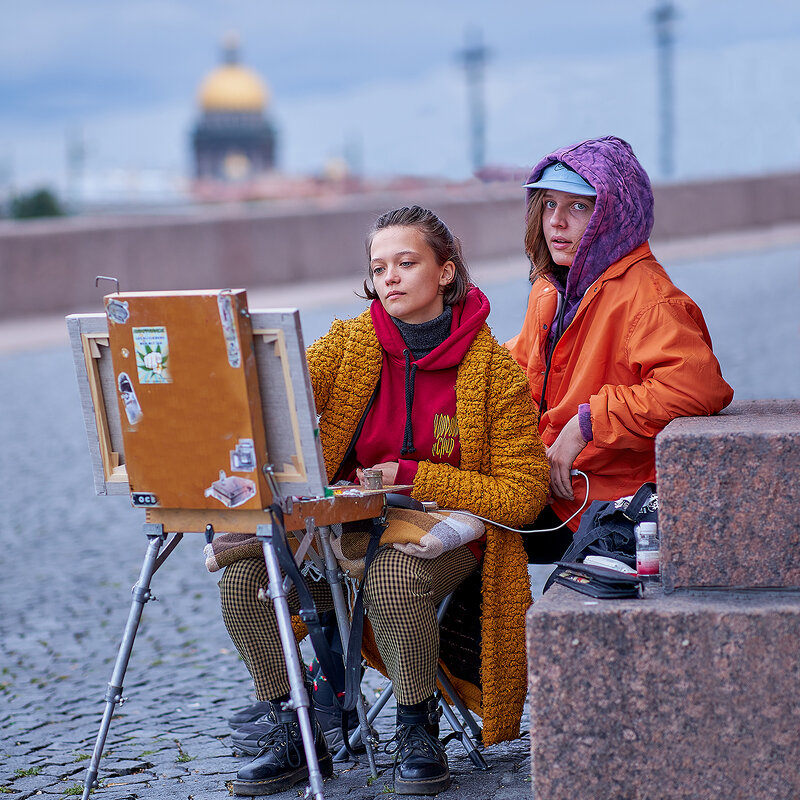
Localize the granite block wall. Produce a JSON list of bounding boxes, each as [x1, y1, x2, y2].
[[527, 586, 800, 800], [656, 399, 800, 592], [528, 401, 800, 799]]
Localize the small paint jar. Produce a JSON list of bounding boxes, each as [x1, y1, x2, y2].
[[362, 469, 384, 490]]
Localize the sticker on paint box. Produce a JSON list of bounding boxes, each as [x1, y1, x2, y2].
[[131, 492, 159, 507], [133, 326, 171, 384], [106, 299, 130, 324], [230, 438, 257, 472], [117, 372, 143, 425], [204, 471, 256, 508], [217, 293, 241, 368]]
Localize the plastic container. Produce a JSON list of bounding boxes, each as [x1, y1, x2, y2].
[[635, 521, 660, 583]]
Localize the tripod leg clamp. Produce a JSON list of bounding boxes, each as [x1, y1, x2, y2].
[[104, 683, 124, 705]]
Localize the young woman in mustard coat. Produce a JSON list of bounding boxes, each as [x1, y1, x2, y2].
[[220, 205, 549, 796]]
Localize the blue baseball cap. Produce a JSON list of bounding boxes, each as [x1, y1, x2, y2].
[[523, 161, 596, 196]]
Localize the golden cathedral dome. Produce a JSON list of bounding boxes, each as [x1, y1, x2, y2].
[[198, 36, 270, 112]]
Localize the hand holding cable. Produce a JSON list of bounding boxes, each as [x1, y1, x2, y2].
[[545, 413, 588, 500]]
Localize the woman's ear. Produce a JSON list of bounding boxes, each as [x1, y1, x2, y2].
[[439, 260, 456, 287]]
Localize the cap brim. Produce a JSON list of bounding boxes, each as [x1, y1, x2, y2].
[[522, 178, 597, 196]]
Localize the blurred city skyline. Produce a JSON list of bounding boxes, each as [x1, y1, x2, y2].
[[2, 0, 799, 204]]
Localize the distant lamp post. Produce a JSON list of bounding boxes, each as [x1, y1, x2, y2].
[[66, 127, 87, 212], [653, 1, 677, 179], [458, 29, 489, 175]]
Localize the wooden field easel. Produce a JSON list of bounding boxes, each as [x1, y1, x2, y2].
[[67, 289, 384, 800]]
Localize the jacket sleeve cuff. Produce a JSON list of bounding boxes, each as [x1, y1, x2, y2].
[[395, 459, 420, 487], [578, 403, 593, 442]]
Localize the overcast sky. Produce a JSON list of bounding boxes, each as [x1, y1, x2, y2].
[[2, 0, 799, 197]]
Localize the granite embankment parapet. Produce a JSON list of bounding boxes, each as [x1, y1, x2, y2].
[[2, 169, 800, 319], [657, 398, 800, 591], [528, 586, 800, 800], [527, 399, 800, 800]]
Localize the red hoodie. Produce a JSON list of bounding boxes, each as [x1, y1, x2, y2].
[[353, 286, 490, 491]]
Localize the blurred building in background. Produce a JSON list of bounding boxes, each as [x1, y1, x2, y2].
[[188, 36, 463, 204], [192, 36, 277, 183]]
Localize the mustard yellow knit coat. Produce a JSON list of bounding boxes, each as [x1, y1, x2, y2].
[[306, 309, 549, 745]]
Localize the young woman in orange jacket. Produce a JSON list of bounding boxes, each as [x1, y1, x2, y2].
[[505, 136, 734, 562]]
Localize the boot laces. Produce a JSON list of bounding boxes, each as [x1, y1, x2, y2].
[[385, 722, 442, 762], [256, 720, 303, 768]]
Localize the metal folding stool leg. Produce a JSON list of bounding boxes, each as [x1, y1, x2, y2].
[[433, 592, 488, 770], [434, 595, 484, 746], [436, 666, 483, 742], [332, 591, 489, 770], [315, 524, 379, 777], [436, 676, 488, 770]]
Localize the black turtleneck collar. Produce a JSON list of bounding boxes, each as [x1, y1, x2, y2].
[[391, 305, 452, 361]]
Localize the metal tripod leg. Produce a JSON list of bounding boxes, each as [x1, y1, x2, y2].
[[335, 676, 394, 761], [257, 524, 326, 800], [82, 524, 167, 800], [433, 590, 488, 769], [436, 678, 488, 770], [315, 525, 378, 777]]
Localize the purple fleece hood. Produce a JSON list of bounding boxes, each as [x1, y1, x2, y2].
[[526, 136, 654, 328]]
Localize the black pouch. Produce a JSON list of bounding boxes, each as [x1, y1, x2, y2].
[[552, 561, 644, 599]]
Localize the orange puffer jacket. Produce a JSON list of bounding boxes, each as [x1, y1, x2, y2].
[[506, 242, 734, 529]]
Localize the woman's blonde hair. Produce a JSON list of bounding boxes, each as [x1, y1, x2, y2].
[[524, 190, 556, 283]]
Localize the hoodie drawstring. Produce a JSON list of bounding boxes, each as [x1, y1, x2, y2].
[[400, 349, 418, 455]]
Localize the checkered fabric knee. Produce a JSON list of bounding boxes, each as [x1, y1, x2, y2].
[[218, 557, 334, 700], [363, 545, 478, 705]]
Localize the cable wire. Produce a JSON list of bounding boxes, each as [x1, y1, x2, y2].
[[439, 470, 590, 534]]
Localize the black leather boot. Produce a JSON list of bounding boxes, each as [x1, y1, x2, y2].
[[390, 696, 450, 795], [231, 660, 365, 758], [232, 697, 333, 796], [230, 703, 278, 756]]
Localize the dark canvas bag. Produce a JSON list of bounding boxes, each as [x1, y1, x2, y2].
[[543, 482, 658, 594]]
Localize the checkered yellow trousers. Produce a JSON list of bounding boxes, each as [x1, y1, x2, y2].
[[218, 544, 478, 704]]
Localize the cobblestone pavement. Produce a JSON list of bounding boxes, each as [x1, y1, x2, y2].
[[0, 342, 535, 800]]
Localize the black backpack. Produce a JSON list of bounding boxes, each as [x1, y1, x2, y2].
[[543, 482, 658, 593]]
